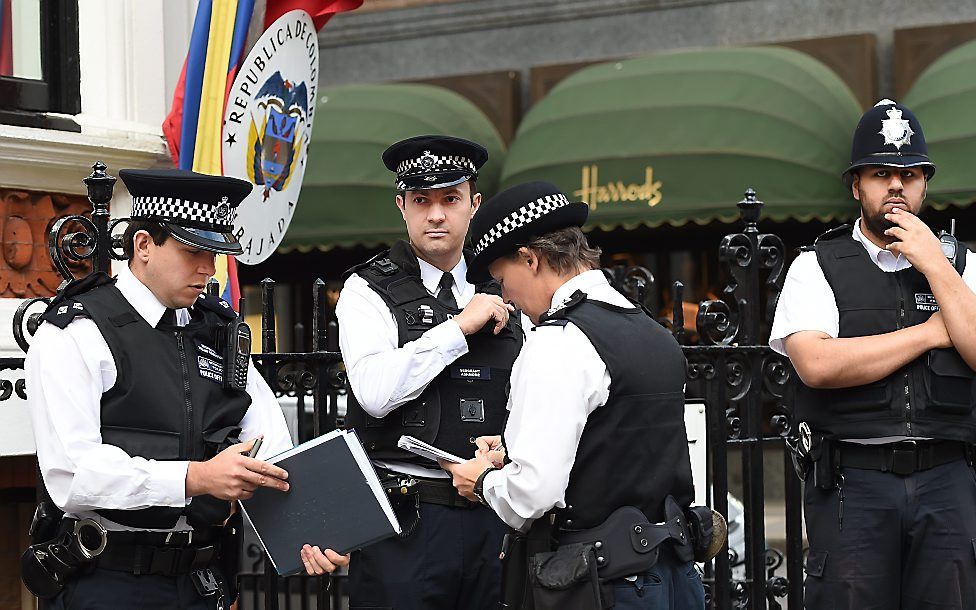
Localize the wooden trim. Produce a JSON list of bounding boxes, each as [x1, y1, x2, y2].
[[894, 21, 976, 99], [407, 70, 522, 144]]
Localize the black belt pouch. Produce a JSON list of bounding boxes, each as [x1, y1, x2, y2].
[[528, 543, 602, 610]]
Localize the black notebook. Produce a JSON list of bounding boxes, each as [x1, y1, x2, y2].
[[240, 429, 401, 576]]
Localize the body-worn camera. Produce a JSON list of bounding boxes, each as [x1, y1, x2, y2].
[[21, 517, 107, 599]]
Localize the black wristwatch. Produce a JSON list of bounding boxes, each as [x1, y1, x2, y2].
[[473, 467, 498, 506]]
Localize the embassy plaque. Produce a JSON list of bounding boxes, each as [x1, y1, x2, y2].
[[222, 10, 319, 264]]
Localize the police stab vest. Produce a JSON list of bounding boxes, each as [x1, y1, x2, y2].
[[343, 240, 523, 463], [40, 273, 252, 529], [540, 292, 695, 529], [792, 226, 976, 440]]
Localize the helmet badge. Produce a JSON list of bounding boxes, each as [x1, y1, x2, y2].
[[879, 107, 914, 150]]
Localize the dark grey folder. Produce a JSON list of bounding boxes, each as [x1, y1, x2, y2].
[[240, 430, 401, 576]]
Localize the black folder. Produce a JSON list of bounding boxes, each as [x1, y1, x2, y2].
[[240, 429, 401, 576]]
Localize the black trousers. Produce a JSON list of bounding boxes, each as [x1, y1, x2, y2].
[[44, 567, 216, 610], [347, 500, 507, 610], [804, 458, 976, 609]]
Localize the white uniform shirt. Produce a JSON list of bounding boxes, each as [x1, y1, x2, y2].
[[25, 265, 293, 532], [482, 270, 631, 532], [337, 254, 474, 478], [769, 219, 976, 443]]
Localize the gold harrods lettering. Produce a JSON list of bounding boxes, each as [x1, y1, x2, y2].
[[573, 165, 663, 210]]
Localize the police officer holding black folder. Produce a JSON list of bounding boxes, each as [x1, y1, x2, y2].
[[22, 169, 346, 609], [443, 181, 711, 609], [771, 100, 976, 608]]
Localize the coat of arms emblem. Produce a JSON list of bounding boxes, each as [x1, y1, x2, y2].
[[248, 71, 309, 201], [879, 106, 914, 150]]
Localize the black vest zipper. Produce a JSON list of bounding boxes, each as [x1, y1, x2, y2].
[[176, 331, 193, 460], [896, 280, 912, 436]]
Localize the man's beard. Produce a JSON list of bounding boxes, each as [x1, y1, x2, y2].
[[861, 209, 896, 241]]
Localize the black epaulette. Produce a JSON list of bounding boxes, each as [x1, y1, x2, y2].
[[531, 319, 569, 331], [534, 290, 587, 329], [814, 224, 853, 245], [39, 272, 115, 329], [341, 251, 399, 282], [40, 299, 91, 329], [195, 293, 237, 320]]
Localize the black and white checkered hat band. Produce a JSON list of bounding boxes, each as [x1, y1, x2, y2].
[[131, 196, 236, 229], [396, 154, 476, 176], [473, 193, 571, 256]]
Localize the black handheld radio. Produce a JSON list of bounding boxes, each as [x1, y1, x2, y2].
[[222, 317, 251, 391], [937, 219, 964, 274]]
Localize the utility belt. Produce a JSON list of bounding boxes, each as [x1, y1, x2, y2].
[[499, 496, 726, 610], [788, 422, 973, 490], [22, 509, 232, 602], [93, 525, 222, 575], [380, 471, 475, 509], [379, 471, 478, 541]]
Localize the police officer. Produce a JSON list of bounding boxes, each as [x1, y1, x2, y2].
[[443, 181, 704, 609], [25, 169, 344, 609], [336, 135, 523, 609], [771, 100, 976, 608]]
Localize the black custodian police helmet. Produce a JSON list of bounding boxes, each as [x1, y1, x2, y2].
[[383, 135, 488, 192], [466, 181, 589, 284], [843, 99, 935, 186], [119, 169, 251, 255]]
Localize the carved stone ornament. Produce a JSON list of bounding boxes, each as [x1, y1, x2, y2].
[[0, 190, 93, 298]]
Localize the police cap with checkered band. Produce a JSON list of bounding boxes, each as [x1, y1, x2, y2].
[[383, 135, 488, 192], [466, 181, 589, 284], [119, 168, 251, 255], [843, 99, 936, 187]]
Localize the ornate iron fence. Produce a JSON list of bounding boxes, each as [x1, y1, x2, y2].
[[8, 163, 801, 609]]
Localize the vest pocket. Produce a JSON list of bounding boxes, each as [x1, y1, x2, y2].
[[100, 426, 180, 459], [924, 349, 975, 415], [821, 381, 891, 414]]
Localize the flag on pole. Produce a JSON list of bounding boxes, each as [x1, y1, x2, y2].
[[162, 0, 362, 309]]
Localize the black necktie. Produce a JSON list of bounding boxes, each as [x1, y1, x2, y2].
[[158, 307, 177, 328], [436, 272, 458, 310]]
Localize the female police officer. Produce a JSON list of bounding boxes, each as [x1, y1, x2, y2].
[[443, 181, 704, 609]]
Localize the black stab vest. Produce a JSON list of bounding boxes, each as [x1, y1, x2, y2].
[[47, 277, 252, 528], [343, 240, 523, 462], [543, 294, 695, 529], [793, 226, 976, 440]]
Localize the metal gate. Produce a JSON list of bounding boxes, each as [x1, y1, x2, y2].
[[9, 164, 801, 609]]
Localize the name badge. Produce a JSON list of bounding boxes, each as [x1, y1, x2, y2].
[[451, 366, 490, 381], [915, 293, 939, 312], [196, 343, 224, 384]]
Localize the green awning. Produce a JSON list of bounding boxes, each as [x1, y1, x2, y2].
[[903, 39, 976, 210], [501, 47, 864, 230], [281, 83, 506, 252]]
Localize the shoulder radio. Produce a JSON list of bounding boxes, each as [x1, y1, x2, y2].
[[222, 317, 251, 391]]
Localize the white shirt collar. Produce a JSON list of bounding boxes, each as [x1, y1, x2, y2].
[[115, 264, 188, 326], [417, 255, 469, 296], [853, 218, 910, 272], [548, 269, 610, 313]]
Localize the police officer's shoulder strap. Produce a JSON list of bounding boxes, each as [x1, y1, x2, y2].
[[195, 293, 238, 320], [345, 250, 431, 307], [800, 224, 853, 252], [534, 290, 587, 330], [39, 272, 115, 329]]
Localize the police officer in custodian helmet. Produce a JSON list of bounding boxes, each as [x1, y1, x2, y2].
[[771, 100, 976, 608]]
